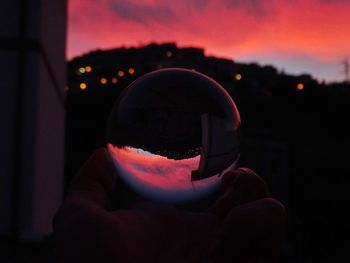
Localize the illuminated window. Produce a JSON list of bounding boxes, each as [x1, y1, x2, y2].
[[235, 74, 242, 81], [78, 67, 85, 74], [166, 51, 172, 57], [111, 77, 118, 84], [118, 70, 125, 77], [297, 83, 304, 91], [100, 78, 107, 85], [128, 68, 135, 75], [85, 66, 92, 72], [79, 83, 87, 90]]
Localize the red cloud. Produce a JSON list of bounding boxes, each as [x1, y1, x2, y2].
[[68, 0, 350, 81]]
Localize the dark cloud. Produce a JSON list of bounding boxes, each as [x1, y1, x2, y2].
[[108, 0, 175, 25], [192, 0, 209, 10], [226, 0, 273, 17]]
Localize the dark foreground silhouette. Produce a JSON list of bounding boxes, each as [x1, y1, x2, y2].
[[54, 148, 286, 263]]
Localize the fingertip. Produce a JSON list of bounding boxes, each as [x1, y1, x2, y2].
[[211, 167, 270, 217], [223, 197, 287, 237], [67, 147, 119, 206], [221, 171, 238, 189], [210, 198, 287, 263], [222, 167, 269, 203], [259, 198, 287, 226], [221, 167, 258, 189], [232, 167, 269, 204], [235, 167, 258, 175]]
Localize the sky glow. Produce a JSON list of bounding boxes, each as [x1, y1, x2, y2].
[[68, 0, 350, 82]]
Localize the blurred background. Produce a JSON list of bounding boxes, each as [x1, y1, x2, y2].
[[1, 0, 349, 262]]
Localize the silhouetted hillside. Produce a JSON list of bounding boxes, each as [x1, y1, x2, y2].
[[66, 42, 350, 262]]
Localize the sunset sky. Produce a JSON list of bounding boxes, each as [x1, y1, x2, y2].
[[68, 0, 350, 83], [108, 145, 221, 204]]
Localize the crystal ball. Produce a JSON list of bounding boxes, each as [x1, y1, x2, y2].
[[107, 68, 241, 204]]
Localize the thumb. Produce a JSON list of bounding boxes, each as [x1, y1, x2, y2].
[[68, 148, 118, 207], [209, 167, 270, 217]]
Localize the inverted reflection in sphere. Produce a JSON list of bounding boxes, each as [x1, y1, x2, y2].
[[107, 68, 241, 204]]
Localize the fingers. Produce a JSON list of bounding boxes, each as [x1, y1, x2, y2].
[[53, 148, 121, 262], [210, 198, 287, 263], [210, 167, 270, 217], [123, 201, 219, 262], [224, 167, 270, 205], [67, 147, 118, 207]]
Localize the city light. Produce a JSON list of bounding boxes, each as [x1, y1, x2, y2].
[[85, 66, 92, 72], [111, 77, 118, 84], [118, 70, 125, 77], [235, 73, 242, 81], [297, 83, 304, 91], [128, 68, 135, 75], [166, 51, 172, 57], [79, 83, 87, 90], [78, 67, 85, 74], [100, 77, 107, 85]]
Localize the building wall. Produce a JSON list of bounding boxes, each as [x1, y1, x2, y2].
[[0, 0, 67, 238]]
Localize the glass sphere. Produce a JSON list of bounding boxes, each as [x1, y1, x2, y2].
[[107, 68, 240, 204]]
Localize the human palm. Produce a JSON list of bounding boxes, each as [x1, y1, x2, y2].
[[54, 149, 285, 263]]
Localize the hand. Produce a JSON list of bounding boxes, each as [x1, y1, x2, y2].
[[53, 148, 286, 263]]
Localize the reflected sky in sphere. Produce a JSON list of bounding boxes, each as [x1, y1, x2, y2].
[[108, 144, 222, 204], [106, 68, 241, 204]]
